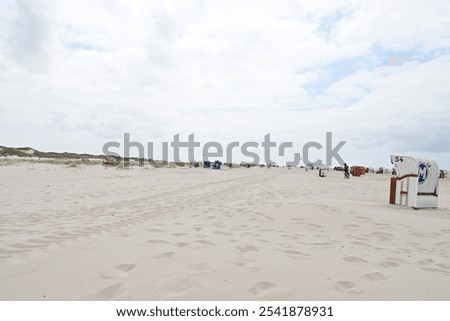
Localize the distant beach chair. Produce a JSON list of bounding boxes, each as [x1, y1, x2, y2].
[[213, 160, 222, 169], [376, 167, 384, 174], [102, 157, 117, 167]]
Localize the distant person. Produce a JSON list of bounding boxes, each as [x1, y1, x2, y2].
[[344, 163, 349, 179], [319, 168, 325, 177]]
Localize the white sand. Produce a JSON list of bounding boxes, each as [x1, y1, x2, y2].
[[0, 162, 449, 300]]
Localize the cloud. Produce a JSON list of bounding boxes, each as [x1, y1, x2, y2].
[[1, 0, 51, 69]]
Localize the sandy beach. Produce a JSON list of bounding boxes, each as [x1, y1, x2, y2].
[[0, 161, 449, 300]]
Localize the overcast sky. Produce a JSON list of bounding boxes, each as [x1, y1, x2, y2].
[[1, 0, 449, 167]]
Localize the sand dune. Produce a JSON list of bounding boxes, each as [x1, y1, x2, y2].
[[0, 162, 449, 300]]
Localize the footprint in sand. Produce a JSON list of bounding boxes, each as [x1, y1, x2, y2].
[[290, 218, 305, 222], [436, 263, 450, 270], [335, 281, 356, 292], [284, 250, 310, 259], [416, 258, 434, 266], [306, 223, 324, 231], [364, 272, 390, 282], [235, 245, 259, 253], [354, 216, 372, 221], [342, 256, 368, 263], [379, 261, 401, 268], [153, 251, 176, 259], [369, 232, 394, 242], [233, 261, 248, 268], [8, 242, 47, 249], [312, 223, 325, 229], [24, 238, 56, 245], [146, 239, 170, 244], [411, 232, 441, 237], [373, 223, 392, 228], [281, 234, 298, 240], [249, 281, 277, 296], [96, 283, 126, 300], [213, 230, 233, 236], [343, 224, 360, 229], [416, 259, 450, 275], [100, 263, 137, 279], [176, 242, 190, 248], [315, 205, 329, 211], [378, 257, 406, 268], [195, 240, 215, 246], [435, 241, 450, 248], [115, 263, 137, 273]]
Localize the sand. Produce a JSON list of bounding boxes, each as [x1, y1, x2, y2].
[[0, 161, 449, 300]]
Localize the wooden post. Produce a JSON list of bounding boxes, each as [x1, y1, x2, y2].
[[389, 177, 397, 204]]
